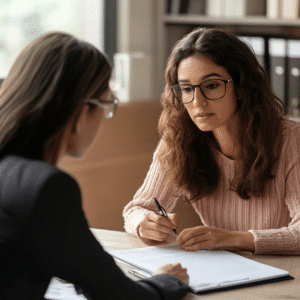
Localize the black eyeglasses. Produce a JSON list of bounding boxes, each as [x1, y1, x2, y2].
[[85, 97, 119, 119], [171, 78, 232, 104]]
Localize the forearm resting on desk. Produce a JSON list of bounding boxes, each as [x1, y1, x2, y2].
[[177, 226, 255, 252]]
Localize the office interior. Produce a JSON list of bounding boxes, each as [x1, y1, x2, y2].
[[0, 0, 300, 231]]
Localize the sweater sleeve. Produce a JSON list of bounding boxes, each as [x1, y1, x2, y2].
[[20, 171, 190, 300], [123, 141, 182, 236], [249, 125, 300, 254], [249, 159, 300, 254]]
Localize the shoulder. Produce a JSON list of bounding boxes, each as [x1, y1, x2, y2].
[[0, 154, 57, 177], [280, 119, 300, 167], [281, 119, 300, 144], [0, 155, 79, 218], [0, 154, 76, 188], [282, 119, 300, 135]]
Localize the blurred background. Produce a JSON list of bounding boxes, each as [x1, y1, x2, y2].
[[0, 0, 299, 231], [0, 0, 111, 76]]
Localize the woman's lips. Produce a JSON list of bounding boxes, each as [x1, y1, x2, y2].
[[195, 113, 214, 118]]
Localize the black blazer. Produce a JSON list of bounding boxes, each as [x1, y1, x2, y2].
[[0, 155, 189, 299]]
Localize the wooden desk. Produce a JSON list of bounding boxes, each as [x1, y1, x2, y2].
[[91, 229, 300, 300]]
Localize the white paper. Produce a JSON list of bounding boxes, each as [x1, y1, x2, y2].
[[108, 244, 289, 292], [44, 277, 87, 300]]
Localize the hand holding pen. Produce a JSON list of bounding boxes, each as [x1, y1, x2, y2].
[[137, 198, 179, 245], [154, 198, 178, 236]]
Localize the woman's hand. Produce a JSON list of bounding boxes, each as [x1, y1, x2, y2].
[[153, 263, 189, 286], [177, 226, 255, 252], [138, 211, 179, 245]]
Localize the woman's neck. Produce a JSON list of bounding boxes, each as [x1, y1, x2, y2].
[[42, 151, 57, 165], [212, 116, 240, 160]]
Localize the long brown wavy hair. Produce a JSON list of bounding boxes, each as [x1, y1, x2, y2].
[[158, 27, 285, 200], [0, 31, 111, 164]]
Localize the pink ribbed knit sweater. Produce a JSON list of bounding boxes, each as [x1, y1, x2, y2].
[[123, 120, 300, 255]]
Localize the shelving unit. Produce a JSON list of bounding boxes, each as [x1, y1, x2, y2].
[[163, 15, 300, 27], [154, 1, 300, 99]]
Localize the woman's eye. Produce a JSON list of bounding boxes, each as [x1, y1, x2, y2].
[[181, 86, 193, 93], [205, 83, 219, 89]]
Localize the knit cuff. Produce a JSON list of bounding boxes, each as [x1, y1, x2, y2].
[[249, 227, 300, 255], [124, 207, 150, 237]]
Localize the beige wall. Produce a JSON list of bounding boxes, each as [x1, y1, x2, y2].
[[59, 100, 201, 231], [59, 100, 161, 230]]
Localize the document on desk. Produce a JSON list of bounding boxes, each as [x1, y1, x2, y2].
[[108, 243, 291, 294], [44, 277, 87, 300]]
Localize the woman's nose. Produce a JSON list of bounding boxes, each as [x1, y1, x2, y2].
[[193, 86, 208, 107]]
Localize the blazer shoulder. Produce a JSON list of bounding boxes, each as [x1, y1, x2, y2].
[[0, 155, 63, 187], [0, 155, 78, 220]]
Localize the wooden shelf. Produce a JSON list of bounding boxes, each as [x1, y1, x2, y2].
[[288, 116, 300, 123], [163, 15, 300, 27]]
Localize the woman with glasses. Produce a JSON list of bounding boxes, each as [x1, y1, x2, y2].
[[0, 32, 190, 299], [124, 27, 300, 255]]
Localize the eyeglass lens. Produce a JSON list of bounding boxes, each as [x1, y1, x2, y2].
[[173, 79, 227, 103]]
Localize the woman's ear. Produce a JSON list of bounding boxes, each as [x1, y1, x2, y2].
[[64, 104, 90, 158], [72, 104, 90, 134]]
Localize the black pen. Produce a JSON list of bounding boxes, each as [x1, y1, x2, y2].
[[154, 198, 178, 236]]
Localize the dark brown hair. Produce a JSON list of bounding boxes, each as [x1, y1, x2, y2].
[[158, 27, 284, 200], [0, 31, 111, 163]]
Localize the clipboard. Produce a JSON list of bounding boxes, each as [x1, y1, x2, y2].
[[108, 243, 293, 294]]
